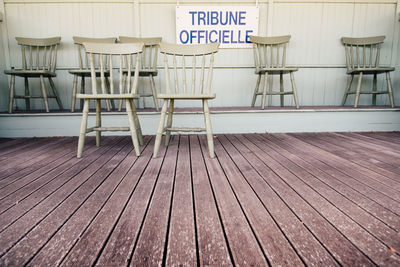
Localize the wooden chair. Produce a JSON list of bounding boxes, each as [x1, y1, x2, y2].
[[119, 36, 162, 111], [153, 42, 220, 158], [70, 37, 117, 112], [77, 42, 144, 158], [5, 37, 63, 113], [249, 35, 299, 109], [341, 36, 395, 108]]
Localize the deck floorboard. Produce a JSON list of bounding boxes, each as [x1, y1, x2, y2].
[[0, 132, 399, 266]]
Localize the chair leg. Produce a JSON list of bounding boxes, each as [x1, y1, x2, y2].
[[154, 99, 168, 158], [80, 76, 85, 110], [126, 99, 141, 157], [105, 77, 115, 110], [96, 99, 102, 147], [40, 75, 50, 112], [280, 73, 284, 107], [261, 72, 269, 109], [251, 74, 261, 107], [354, 72, 363, 108], [372, 73, 377, 106], [342, 74, 354, 105], [77, 99, 89, 158], [129, 99, 143, 146], [203, 99, 214, 158], [24, 77, 30, 111], [118, 75, 126, 111], [149, 74, 159, 111], [165, 99, 175, 146], [48, 77, 64, 110], [71, 74, 78, 112], [8, 75, 15, 113], [386, 72, 395, 108], [290, 72, 300, 109]]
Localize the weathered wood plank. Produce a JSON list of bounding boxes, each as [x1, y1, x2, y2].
[[0, 136, 126, 256], [94, 138, 168, 266], [216, 135, 305, 266], [334, 132, 400, 159], [354, 132, 400, 148], [223, 134, 337, 266], [315, 132, 400, 177], [28, 137, 152, 266], [0, 138, 31, 153], [0, 138, 101, 218], [295, 133, 400, 188], [359, 132, 400, 145], [0, 133, 398, 266], [0, 137, 76, 187], [246, 134, 400, 261], [166, 135, 197, 265], [285, 133, 400, 203], [198, 135, 268, 266], [128, 136, 179, 266], [0, 138, 42, 157], [233, 134, 374, 266], [256, 133, 400, 232], [0, 138, 94, 214], [189, 135, 231, 266], [266, 133, 400, 217], [0, 137, 134, 266], [0, 138, 64, 171]]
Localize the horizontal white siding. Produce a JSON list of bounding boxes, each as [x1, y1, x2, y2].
[[0, 0, 399, 112]]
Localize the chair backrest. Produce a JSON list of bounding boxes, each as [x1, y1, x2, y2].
[[73, 36, 117, 70], [82, 42, 144, 95], [249, 35, 291, 70], [119, 36, 162, 72], [16, 37, 61, 72], [159, 42, 219, 96], [341, 36, 385, 70]]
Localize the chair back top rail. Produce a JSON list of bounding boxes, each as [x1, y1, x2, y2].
[[119, 36, 162, 71], [83, 42, 144, 96], [250, 35, 291, 70], [341, 36, 386, 69], [73, 36, 117, 70], [15, 37, 61, 72], [159, 42, 219, 96]]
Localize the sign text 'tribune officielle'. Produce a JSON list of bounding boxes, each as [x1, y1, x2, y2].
[[176, 6, 259, 48]]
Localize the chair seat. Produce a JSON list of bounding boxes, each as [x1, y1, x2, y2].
[[122, 69, 158, 77], [256, 67, 298, 75], [157, 93, 216, 99], [68, 69, 111, 76], [4, 69, 56, 77], [347, 67, 395, 75], [76, 93, 139, 99]]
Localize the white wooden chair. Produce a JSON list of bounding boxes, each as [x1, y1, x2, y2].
[[70, 37, 117, 112], [77, 42, 144, 158], [119, 36, 162, 111], [250, 35, 299, 109], [5, 37, 63, 113], [153, 42, 220, 158], [341, 36, 395, 107]]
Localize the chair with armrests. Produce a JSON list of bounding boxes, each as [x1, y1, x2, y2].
[[153, 42, 220, 159], [119, 36, 162, 111], [76, 42, 144, 158], [249, 35, 299, 109], [341, 36, 395, 107], [5, 37, 63, 113], [70, 36, 117, 112]]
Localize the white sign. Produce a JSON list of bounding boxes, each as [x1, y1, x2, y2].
[[176, 6, 259, 48]]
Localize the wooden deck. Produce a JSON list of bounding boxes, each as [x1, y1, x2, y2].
[[0, 132, 399, 266]]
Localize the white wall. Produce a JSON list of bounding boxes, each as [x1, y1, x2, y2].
[[0, 0, 399, 111]]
